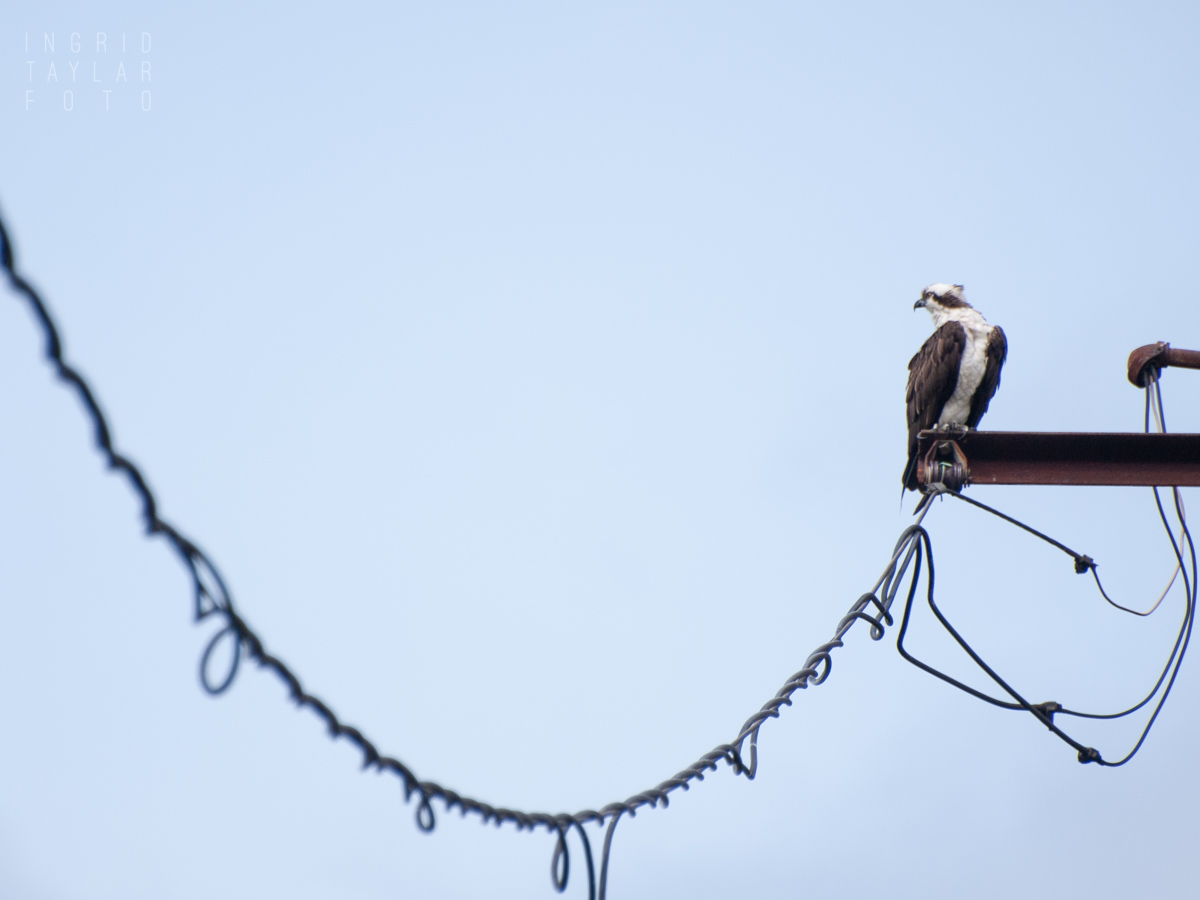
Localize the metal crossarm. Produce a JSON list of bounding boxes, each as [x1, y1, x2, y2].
[[916, 430, 1200, 487]]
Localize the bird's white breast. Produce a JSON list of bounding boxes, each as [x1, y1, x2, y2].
[[938, 311, 993, 427]]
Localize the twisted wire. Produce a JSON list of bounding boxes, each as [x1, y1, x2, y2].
[[1, 208, 937, 898]]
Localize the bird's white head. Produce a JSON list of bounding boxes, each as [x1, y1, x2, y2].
[[914, 283, 972, 327]]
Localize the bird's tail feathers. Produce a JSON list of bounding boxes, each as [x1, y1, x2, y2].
[[900, 451, 920, 496]]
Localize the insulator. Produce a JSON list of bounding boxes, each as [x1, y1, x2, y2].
[[923, 459, 967, 493]]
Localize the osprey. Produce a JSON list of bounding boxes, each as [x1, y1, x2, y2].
[[902, 283, 1007, 495]]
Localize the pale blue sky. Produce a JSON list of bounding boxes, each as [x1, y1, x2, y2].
[[3, 2, 1200, 898]]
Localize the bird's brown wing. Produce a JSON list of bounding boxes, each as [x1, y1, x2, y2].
[[966, 326, 1008, 429], [902, 321, 966, 491]]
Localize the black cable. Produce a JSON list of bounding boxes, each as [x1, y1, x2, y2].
[[1058, 485, 1194, 724], [941, 490, 1195, 724], [1096, 485, 1196, 765], [0, 205, 934, 899], [943, 490, 1094, 571], [945, 385, 1196, 723], [894, 377, 1195, 765]]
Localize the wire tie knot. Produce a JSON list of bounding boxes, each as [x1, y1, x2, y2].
[[1031, 701, 1061, 725]]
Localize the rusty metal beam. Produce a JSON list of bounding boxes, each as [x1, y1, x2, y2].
[[916, 430, 1200, 487], [1127, 342, 1200, 387]]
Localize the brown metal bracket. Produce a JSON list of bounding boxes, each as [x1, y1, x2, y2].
[[918, 432, 971, 492], [1127, 342, 1200, 387], [915, 430, 1200, 486]]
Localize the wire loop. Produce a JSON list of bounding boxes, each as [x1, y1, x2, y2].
[[415, 793, 436, 833], [551, 825, 570, 892], [199, 622, 242, 695]]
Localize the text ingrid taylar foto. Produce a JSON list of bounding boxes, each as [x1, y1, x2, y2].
[[23, 32, 153, 113]]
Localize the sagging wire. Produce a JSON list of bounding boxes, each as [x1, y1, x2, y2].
[[0, 205, 939, 899], [896, 376, 1196, 766]]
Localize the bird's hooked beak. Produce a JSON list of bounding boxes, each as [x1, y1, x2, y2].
[[913, 297, 927, 310]]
